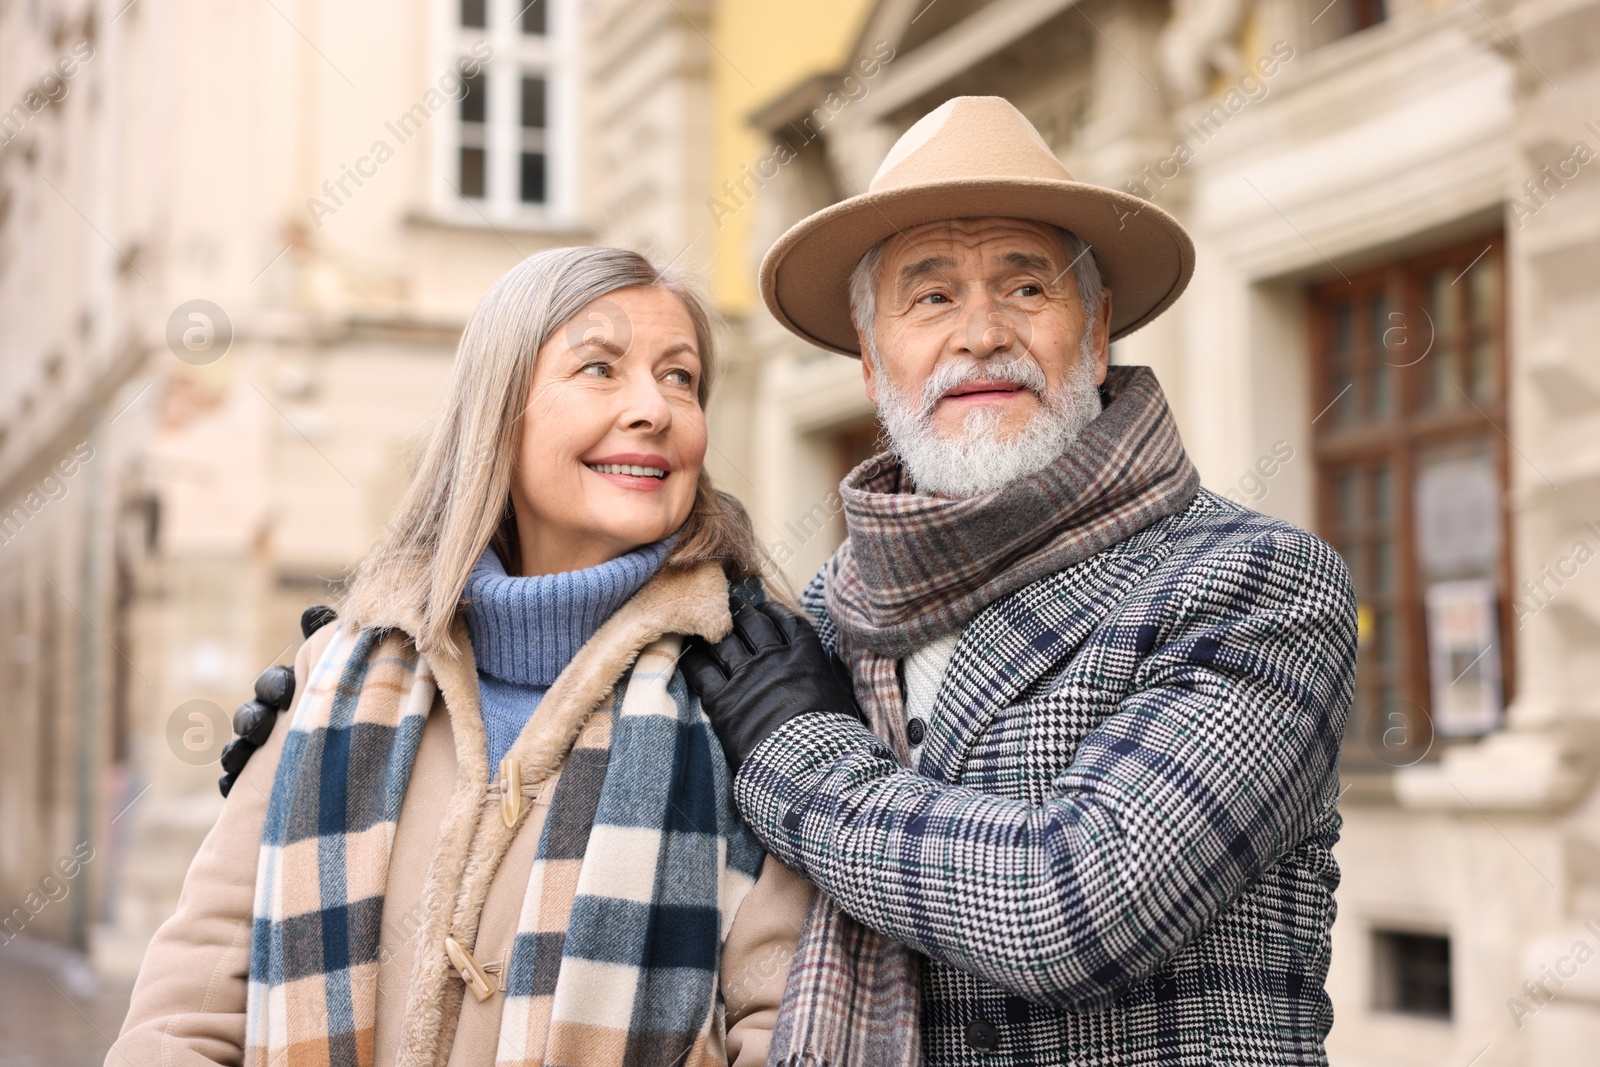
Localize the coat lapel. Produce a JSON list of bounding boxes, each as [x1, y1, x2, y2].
[[918, 519, 1176, 784]]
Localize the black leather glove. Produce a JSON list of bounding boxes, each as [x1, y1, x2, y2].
[[682, 600, 865, 774], [218, 664, 295, 796], [218, 605, 336, 797]]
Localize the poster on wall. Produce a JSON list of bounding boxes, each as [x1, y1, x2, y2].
[[1424, 579, 1502, 737], [1414, 456, 1500, 578]]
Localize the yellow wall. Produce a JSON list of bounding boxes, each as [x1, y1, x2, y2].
[[710, 0, 874, 312]]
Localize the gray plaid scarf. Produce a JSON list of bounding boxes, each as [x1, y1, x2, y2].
[[770, 365, 1199, 1066]]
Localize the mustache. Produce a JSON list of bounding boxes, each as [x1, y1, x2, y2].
[[917, 353, 1049, 418]]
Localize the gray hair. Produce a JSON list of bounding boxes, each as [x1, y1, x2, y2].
[[848, 226, 1103, 363]]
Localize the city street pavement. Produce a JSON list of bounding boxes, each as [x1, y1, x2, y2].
[[0, 939, 132, 1067]]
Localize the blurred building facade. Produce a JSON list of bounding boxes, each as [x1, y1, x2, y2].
[[2, 0, 1599, 1064], [0, 0, 829, 975], [728, 0, 1600, 1063]]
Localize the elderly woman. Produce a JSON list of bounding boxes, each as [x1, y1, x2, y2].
[[110, 247, 813, 1067]]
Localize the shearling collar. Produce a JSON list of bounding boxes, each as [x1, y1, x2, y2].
[[385, 559, 734, 1063]]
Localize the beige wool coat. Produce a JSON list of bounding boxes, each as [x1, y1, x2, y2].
[[110, 561, 815, 1067]]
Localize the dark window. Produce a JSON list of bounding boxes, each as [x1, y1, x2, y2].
[[520, 75, 545, 130], [461, 71, 487, 125], [519, 75, 547, 204], [460, 0, 487, 29], [1310, 236, 1509, 768], [1373, 930, 1452, 1019], [1312, 0, 1388, 46], [1350, 0, 1386, 33], [519, 153, 546, 203], [459, 148, 486, 198], [458, 70, 487, 199], [1311, 0, 1386, 44], [519, 0, 547, 35]]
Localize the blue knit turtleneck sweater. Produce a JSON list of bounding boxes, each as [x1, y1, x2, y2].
[[462, 539, 670, 774]]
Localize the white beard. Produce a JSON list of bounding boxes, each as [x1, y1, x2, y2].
[[874, 340, 1104, 499]]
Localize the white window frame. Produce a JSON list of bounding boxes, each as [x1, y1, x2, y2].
[[432, 0, 577, 227]]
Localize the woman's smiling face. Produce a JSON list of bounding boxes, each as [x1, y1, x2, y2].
[[508, 285, 707, 576]]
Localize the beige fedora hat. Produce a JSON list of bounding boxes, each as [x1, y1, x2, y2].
[[758, 95, 1195, 358]]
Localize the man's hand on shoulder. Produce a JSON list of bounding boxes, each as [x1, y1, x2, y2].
[[682, 600, 865, 773], [217, 604, 338, 797]]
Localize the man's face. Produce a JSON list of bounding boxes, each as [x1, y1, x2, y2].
[[858, 217, 1113, 497]]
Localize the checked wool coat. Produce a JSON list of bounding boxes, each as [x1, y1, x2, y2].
[[736, 489, 1358, 1066]]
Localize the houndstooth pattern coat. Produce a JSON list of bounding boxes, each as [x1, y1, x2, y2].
[[736, 489, 1358, 1066]]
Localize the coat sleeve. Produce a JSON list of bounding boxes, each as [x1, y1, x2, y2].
[[107, 628, 334, 1066], [719, 855, 816, 1067], [732, 527, 1356, 1012]]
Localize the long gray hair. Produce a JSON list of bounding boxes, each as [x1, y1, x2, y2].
[[344, 246, 764, 653]]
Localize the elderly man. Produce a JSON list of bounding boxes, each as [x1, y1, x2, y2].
[[683, 97, 1356, 1066]]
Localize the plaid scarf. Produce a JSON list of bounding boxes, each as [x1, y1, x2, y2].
[[246, 623, 763, 1067], [770, 366, 1199, 1066]]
